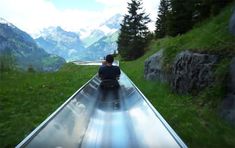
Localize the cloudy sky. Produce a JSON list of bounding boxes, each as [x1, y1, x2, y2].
[[0, 0, 160, 35]]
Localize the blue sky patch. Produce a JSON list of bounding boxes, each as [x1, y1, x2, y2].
[[49, 0, 105, 11]]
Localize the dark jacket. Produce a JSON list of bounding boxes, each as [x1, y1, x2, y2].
[[98, 65, 121, 89], [98, 65, 121, 80], [99, 66, 121, 80]]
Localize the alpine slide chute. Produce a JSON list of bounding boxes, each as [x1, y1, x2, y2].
[[16, 61, 187, 148]]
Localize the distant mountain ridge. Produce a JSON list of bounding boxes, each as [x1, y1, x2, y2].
[[34, 13, 122, 61], [85, 31, 119, 60], [35, 26, 87, 61], [100, 13, 123, 29], [0, 18, 65, 71], [82, 13, 122, 47]]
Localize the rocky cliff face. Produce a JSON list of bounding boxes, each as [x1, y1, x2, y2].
[[144, 49, 168, 82], [229, 10, 235, 35], [171, 51, 218, 94], [221, 11, 235, 124], [144, 50, 218, 94], [144, 49, 235, 124], [220, 58, 235, 124]]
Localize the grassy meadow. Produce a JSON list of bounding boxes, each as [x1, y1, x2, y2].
[[0, 63, 98, 147]]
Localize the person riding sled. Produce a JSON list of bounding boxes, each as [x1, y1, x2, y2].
[[98, 54, 121, 103], [98, 54, 121, 89]]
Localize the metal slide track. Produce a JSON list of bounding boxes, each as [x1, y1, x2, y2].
[[17, 71, 187, 148]]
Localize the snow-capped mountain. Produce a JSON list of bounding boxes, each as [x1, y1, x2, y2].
[[34, 13, 123, 61], [0, 17, 16, 29], [97, 15, 121, 37], [0, 18, 65, 71], [35, 26, 86, 61], [100, 13, 123, 30], [78, 28, 91, 39], [81, 13, 123, 47], [85, 31, 119, 60]]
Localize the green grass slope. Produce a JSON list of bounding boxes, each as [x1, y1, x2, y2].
[[121, 4, 235, 148], [0, 63, 98, 147]]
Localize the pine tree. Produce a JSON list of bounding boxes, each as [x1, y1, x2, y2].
[[117, 16, 130, 59], [195, 0, 232, 21], [167, 0, 194, 36], [117, 0, 151, 60], [0, 50, 16, 72], [155, 0, 170, 38], [155, 0, 232, 38]]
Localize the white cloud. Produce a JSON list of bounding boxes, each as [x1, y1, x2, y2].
[[0, 0, 59, 33], [96, 0, 127, 6], [0, 0, 160, 34], [143, 0, 160, 31]]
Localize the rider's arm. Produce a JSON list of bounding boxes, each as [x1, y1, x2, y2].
[[116, 67, 121, 80], [98, 67, 103, 79]]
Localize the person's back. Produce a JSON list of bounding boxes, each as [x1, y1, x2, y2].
[[99, 65, 120, 80], [98, 55, 120, 88]]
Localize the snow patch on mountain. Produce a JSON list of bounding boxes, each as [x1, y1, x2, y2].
[[0, 17, 16, 28], [34, 26, 85, 61], [98, 25, 118, 36], [79, 13, 122, 39], [78, 27, 93, 39], [68, 49, 78, 56], [100, 13, 123, 29]]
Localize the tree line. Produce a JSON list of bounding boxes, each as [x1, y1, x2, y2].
[[117, 0, 232, 60], [0, 51, 15, 72], [155, 0, 232, 38]]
